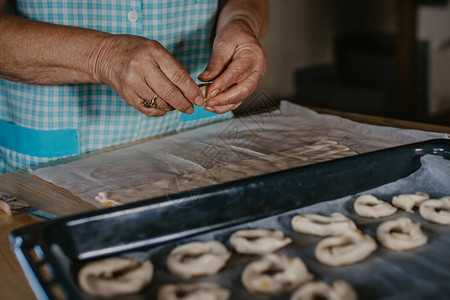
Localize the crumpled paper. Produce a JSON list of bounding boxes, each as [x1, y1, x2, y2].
[[31, 101, 449, 208], [95, 140, 358, 206]]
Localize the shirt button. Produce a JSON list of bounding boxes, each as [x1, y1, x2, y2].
[[127, 10, 139, 22]]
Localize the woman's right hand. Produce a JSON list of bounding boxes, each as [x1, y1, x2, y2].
[[93, 34, 205, 117]]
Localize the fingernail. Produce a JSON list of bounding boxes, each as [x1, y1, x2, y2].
[[209, 89, 219, 98], [186, 106, 194, 114], [207, 101, 217, 106], [204, 106, 214, 112], [194, 96, 204, 106], [198, 71, 210, 78]]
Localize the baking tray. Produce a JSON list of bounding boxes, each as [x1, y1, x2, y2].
[[10, 139, 450, 300]]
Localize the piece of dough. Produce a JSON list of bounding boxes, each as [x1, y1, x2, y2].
[[376, 217, 428, 251], [392, 192, 429, 212], [157, 282, 230, 300], [167, 241, 231, 278], [230, 229, 292, 255], [291, 213, 357, 236], [315, 232, 377, 267], [419, 197, 450, 225], [354, 195, 397, 218], [241, 254, 313, 295], [78, 257, 153, 297], [291, 280, 358, 300], [199, 83, 210, 106]]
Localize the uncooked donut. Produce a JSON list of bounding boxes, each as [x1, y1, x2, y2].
[[419, 197, 450, 225], [242, 254, 313, 294], [354, 194, 397, 218], [392, 192, 429, 212], [315, 232, 377, 267], [376, 217, 428, 251], [78, 257, 153, 297], [291, 280, 357, 300], [230, 229, 292, 255], [167, 241, 231, 278], [291, 213, 357, 236], [157, 282, 230, 300]]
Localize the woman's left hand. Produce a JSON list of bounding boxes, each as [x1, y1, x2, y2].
[[198, 19, 266, 114]]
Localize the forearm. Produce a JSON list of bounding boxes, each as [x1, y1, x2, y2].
[[0, 7, 109, 85], [217, 0, 269, 39], [0, 2, 207, 116]]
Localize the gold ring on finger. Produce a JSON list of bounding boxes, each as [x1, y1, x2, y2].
[[142, 94, 159, 109]]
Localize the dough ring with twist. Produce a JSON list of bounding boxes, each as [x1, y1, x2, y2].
[[376, 217, 427, 251], [291, 280, 358, 300], [230, 229, 292, 255], [315, 232, 377, 266], [157, 282, 230, 300], [354, 195, 397, 218], [241, 254, 313, 295], [419, 197, 450, 225], [78, 257, 153, 297], [392, 192, 429, 212], [167, 241, 231, 278], [291, 213, 357, 236]]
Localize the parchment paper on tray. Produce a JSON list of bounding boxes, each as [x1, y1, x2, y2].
[[31, 101, 449, 208], [138, 154, 450, 300], [96, 140, 358, 206]]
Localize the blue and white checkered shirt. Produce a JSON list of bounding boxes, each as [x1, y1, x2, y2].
[[0, 0, 233, 173]]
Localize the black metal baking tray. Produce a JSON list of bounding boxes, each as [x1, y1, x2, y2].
[[10, 139, 450, 300]]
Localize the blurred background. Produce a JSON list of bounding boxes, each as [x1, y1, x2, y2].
[[243, 0, 450, 126]]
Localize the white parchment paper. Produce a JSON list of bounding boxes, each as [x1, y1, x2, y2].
[[31, 101, 449, 208]]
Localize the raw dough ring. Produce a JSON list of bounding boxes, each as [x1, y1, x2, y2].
[[315, 232, 377, 266], [354, 194, 397, 218], [419, 197, 450, 225], [230, 229, 292, 255], [376, 217, 428, 251], [291, 213, 357, 236], [241, 254, 313, 295], [78, 257, 153, 297], [291, 280, 357, 300], [157, 282, 230, 300], [392, 192, 429, 212], [167, 241, 231, 278]]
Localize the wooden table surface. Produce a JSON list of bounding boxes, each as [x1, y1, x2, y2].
[[0, 108, 449, 300]]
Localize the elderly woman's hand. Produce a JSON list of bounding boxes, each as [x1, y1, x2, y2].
[[198, 19, 266, 114], [95, 35, 205, 117]]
